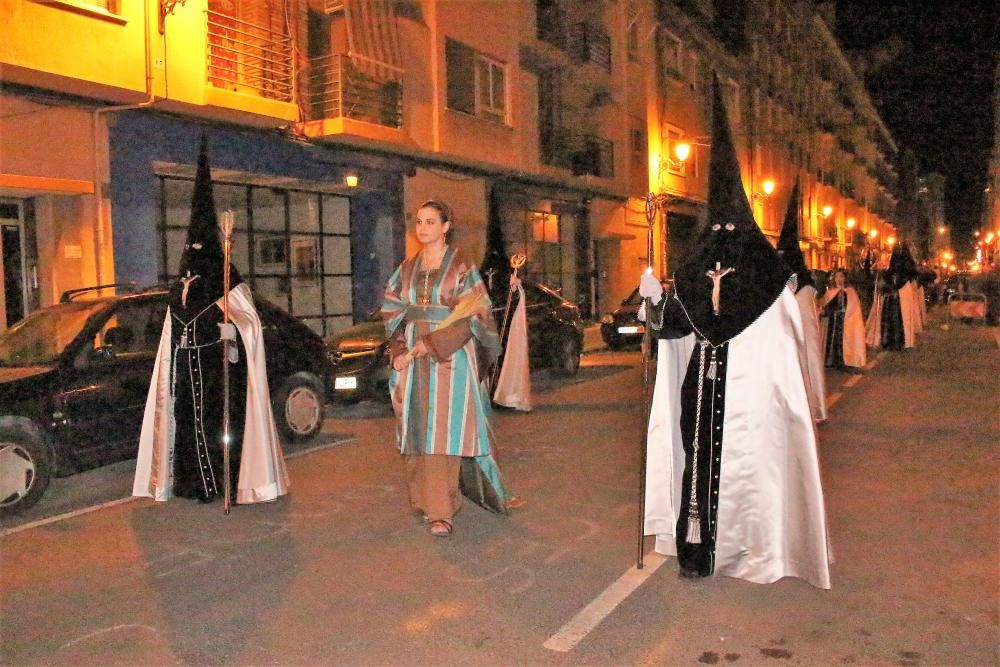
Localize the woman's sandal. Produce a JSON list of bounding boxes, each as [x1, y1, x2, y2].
[[429, 520, 453, 537]]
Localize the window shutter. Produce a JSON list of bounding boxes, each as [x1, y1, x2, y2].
[[446, 38, 475, 114]]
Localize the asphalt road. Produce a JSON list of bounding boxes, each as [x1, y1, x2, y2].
[[1, 311, 997, 666]]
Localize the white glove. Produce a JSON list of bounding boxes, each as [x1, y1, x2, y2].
[[637, 301, 647, 323], [218, 322, 237, 341], [639, 271, 664, 305]]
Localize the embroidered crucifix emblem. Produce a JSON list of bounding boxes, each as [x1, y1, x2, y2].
[[179, 271, 200, 308], [705, 262, 735, 316]]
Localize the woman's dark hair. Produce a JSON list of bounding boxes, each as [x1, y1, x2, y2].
[[832, 268, 850, 284], [417, 199, 454, 242]]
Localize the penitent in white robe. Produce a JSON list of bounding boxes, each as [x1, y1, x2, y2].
[[644, 287, 832, 589], [819, 286, 867, 369], [795, 284, 827, 422], [133, 282, 290, 504]]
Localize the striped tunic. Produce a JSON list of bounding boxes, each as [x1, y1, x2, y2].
[[382, 247, 502, 457]]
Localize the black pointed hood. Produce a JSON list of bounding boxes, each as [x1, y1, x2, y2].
[[776, 179, 813, 292], [479, 186, 511, 295], [886, 241, 917, 285], [169, 136, 242, 320], [672, 78, 791, 346]]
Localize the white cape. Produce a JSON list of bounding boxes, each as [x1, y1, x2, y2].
[[493, 283, 532, 411], [795, 285, 827, 422], [865, 279, 916, 349], [819, 286, 867, 369], [644, 287, 832, 589], [133, 282, 290, 503]]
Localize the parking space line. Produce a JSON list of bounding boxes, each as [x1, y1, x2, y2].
[[0, 496, 140, 539], [825, 392, 843, 409], [842, 374, 863, 388], [543, 553, 666, 653], [1, 435, 356, 539]]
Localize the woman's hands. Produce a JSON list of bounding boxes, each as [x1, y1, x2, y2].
[[392, 339, 428, 371]]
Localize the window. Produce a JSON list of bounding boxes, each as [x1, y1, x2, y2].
[[627, 7, 640, 62], [158, 177, 354, 336], [33, 0, 124, 22], [661, 32, 682, 75], [664, 126, 687, 176], [446, 38, 508, 124]]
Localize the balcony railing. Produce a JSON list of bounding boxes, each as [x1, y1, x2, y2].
[[541, 127, 614, 178], [306, 53, 404, 128], [568, 23, 611, 73], [207, 10, 294, 103]]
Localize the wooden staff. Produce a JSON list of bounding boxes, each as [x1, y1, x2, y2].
[[637, 193, 658, 569], [221, 210, 234, 515]]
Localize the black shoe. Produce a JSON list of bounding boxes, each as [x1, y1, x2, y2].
[[679, 566, 708, 579]]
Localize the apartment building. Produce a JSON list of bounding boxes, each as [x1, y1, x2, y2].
[[1, 0, 660, 332], [649, 0, 901, 275]]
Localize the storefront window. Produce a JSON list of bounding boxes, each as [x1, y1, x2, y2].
[[157, 177, 353, 336]]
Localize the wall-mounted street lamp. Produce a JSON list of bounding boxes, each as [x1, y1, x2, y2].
[[762, 179, 775, 196], [846, 217, 856, 229], [887, 236, 896, 247], [868, 229, 878, 239], [822, 205, 833, 218], [938, 225, 947, 235], [344, 172, 359, 188]]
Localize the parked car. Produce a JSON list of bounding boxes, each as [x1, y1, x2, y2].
[[326, 279, 584, 404], [600, 286, 644, 350], [0, 287, 329, 514]]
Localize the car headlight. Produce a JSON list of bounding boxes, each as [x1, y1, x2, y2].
[[600, 314, 614, 324]]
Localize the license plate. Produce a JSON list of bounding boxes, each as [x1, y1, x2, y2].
[[334, 376, 358, 390], [618, 325, 642, 334]]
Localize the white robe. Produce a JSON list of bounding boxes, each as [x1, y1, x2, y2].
[[819, 286, 867, 369], [644, 287, 832, 589], [493, 283, 532, 411], [865, 279, 917, 350], [133, 282, 290, 503], [795, 285, 827, 422]]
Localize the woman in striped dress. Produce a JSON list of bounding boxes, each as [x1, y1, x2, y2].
[[382, 200, 516, 537]]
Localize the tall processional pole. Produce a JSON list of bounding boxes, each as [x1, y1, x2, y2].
[[221, 210, 234, 515], [637, 193, 659, 569]]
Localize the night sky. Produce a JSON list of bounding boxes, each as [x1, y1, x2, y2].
[[834, 0, 998, 251]]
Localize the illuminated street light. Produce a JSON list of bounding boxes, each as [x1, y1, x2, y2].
[[674, 142, 691, 163], [846, 217, 856, 229], [822, 205, 833, 218], [938, 225, 947, 235], [974, 230, 981, 237], [869, 229, 878, 239], [887, 236, 896, 246], [762, 179, 775, 196]]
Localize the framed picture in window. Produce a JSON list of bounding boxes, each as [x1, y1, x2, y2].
[[292, 238, 319, 283], [257, 236, 287, 268]]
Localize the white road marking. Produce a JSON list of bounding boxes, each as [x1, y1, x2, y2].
[[825, 392, 843, 409], [543, 552, 666, 652], [0, 496, 140, 538], [0, 435, 355, 539], [842, 374, 863, 388]]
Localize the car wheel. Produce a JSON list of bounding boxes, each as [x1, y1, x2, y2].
[[273, 373, 325, 442], [551, 334, 581, 377], [0, 423, 51, 515]]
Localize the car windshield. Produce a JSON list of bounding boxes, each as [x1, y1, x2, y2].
[[0, 301, 108, 366], [623, 287, 642, 306]]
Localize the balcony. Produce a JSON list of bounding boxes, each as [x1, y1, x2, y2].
[[568, 23, 612, 73], [206, 9, 294, 103], [306, 54, 403, 128], [536, 2, 567, 51], [541, 127, 615, 178]]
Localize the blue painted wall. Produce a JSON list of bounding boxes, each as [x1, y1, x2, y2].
[[108, 111, 404, 323]]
